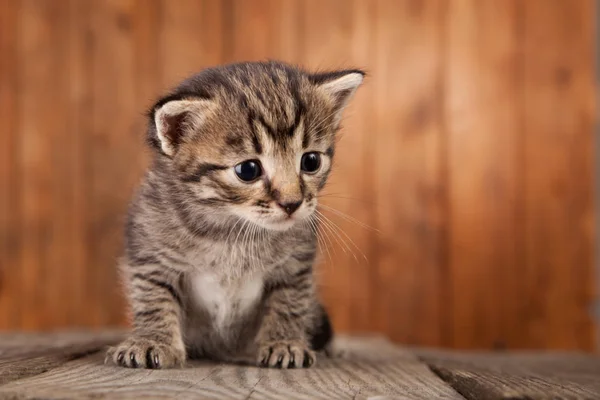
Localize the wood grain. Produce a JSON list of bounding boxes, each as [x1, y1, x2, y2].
[[0, 337, 464, 400], [0, 331, 123, 386], [372, 0, 445, 346], [66, 0, 92, 327], [419, 349, 600, 400], [17, 0, 73, 329], [522, 0, 596, 349], [86, 0, 139, 327], [0, 0, 19, 329], [226, 0, 302, 64], [445, 0, 521, 349], [160, 0, 224, 88]]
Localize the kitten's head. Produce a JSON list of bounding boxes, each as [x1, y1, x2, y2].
[[148, 61, 364, 231]]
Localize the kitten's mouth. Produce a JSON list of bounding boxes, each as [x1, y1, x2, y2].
[[258, 216, 297, 231]]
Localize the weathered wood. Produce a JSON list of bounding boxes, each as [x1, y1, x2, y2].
[[0, 336, 463, 400], [419, 349, 600, 400], [0, 331, 123, 386]]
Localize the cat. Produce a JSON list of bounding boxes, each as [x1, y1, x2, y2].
[[105, 61, 364, 369]]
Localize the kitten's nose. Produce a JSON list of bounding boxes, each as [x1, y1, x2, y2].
[[278, 200, 302, 216]]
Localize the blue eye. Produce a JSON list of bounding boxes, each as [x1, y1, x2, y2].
[[235, 160, 262, 182], [301, 152, 321, 173]]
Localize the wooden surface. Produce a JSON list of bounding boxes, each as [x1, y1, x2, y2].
[[0, 0, 596, 351], [419, 349, 600, 400], [1, 333, 600, 400]]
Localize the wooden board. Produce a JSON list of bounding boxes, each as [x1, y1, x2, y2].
[[0, 0, 19, 329], [419, 349, 600, 400], [86, 0, 139, 327], [160, 0, 224, 87], [371, 0, 446, 347], [0, 336, 463, 400], [445, 0, 521, 349], [16, 0, 74, 330], [0, 331, 123, 386], [2, 333, 600, 400], [226, 0, 302, 63], [521, 0, 596, 350]]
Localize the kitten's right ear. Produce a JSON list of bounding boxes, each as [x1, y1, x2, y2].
[[149, 97, 213, 156], [309, 69, 365, 127]]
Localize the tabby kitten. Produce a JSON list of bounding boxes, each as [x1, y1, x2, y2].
[[106, 61, 364, 369]]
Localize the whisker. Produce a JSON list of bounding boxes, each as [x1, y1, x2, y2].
[[312, 213, 338, 261], [225, 216, 244, 244], [316, 210, 368, 264], [308, 216, 332, 265], [313, 212, 355, 262], [318, 203, 380, 233], [233, 219, 249, 249]]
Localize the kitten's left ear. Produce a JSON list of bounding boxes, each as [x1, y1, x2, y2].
[[310, 69, 365, 125]]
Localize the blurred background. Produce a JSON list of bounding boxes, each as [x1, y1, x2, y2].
[[0, 0, 596, 351]]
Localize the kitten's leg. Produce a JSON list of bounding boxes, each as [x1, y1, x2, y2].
[[256, 260, 319, 369], [106, 264, 186, 369]]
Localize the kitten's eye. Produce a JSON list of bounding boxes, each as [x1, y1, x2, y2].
[[301, 152, 321, 173], [234, 160, 262, 182]]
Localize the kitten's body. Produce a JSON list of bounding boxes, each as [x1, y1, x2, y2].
[[107, 61, 362, 369]]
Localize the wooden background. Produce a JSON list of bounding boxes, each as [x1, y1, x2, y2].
[[0, 0, 596, 351]]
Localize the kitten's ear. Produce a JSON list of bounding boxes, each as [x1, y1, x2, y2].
[[150, 97, 212, 156], [309, 69, 365, 125]]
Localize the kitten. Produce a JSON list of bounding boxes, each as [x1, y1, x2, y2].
[[106, 61, 364, 369]]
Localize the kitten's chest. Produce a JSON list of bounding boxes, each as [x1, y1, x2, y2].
[[189, 271, 264, 329]]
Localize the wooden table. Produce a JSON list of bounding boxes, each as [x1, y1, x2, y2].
[[0, 331, 599, 399]]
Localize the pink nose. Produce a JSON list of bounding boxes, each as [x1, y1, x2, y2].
[[277, 201, 302, 216]]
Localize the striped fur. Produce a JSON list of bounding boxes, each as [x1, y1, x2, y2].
[[106, 61, 364, 369]]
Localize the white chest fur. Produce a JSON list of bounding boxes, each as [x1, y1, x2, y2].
[[190, 272, 264, 330]]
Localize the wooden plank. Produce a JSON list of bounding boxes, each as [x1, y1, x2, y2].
[[226, 0, 301, 64], [133, 0, 162, 111], [0, 0, 20, 329], [419, 349, 600, 400], [16, 0, 73, 329], [0, 331, 123, 357], [445, 0, 521, 349], [86, 0, 141, 327], [371, 0, 445, 345], [66, 0, 91, 327], [160, 0, 224, 88], [0, 337, 463, 399], [0, 331, 123, 386], [522, 0, 595, 350]]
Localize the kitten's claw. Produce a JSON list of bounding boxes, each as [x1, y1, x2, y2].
[[257, 340, 315, 369], [106, 337, 185, 369]]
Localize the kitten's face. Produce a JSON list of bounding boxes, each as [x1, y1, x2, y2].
[[150, 62, 364, 231]]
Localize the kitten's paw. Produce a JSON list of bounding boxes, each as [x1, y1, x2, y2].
[[105, 337, 185, 369], [257, 340, 316, 369]]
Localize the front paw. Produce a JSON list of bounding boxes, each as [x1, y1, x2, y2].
[[105, 336, 185, 369], [257, 340, 316, 369]]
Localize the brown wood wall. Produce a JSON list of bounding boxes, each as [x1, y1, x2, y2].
[[0, 0, 596, 350]]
